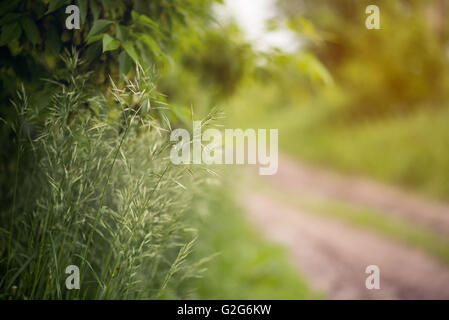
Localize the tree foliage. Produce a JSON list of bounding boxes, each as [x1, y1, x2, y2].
[[276, 0, 449, 119], [0, 0, 223, 300], [0, 0, 218, 106]]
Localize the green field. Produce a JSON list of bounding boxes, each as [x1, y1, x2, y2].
[[188, 182, 319, 299]]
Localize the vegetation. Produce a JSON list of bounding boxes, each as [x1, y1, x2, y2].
[[226, 0, 449, 200], [1, 57, 201, 299], [0, 0, 215, 100], [0, 0, 218, 300], [0, 0, 314, 300], [2, 0, 449, 301], [188, 181, 317, 299]]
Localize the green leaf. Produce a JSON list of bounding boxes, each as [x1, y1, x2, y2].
[[139, 34, 163, 59], [89, 0, 100, 21], [8, 38, 22, 56], [45, 27, 60, 54], [116, 25, 129, 42], [87, 33, 104, 44], [46, 0, 67, 14], [87, 19, 113, 39], [132, 11, 160, 32], [122, 41, 139, 64], [102, 34, 120, 52], [0, 22, 22, 47], [77, 0, 88, 24], [85, 41, 102, 62], [297, 52, 333, 85], [0, 13, 21, 26], [132, 11, 164, 40], [20, 16, 42, 45], [119, 50, 132, 77]]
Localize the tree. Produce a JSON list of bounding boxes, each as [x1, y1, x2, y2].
[[0, 0, 217, 108], [275, 0, 449, 119]]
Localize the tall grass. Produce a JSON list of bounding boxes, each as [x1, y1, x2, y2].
[[0, 53, 200, 299]]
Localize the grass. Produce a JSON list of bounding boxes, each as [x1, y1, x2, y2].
[[186, 180, 319, 299], [227, 83, 449, 201], [0, 56, 316, 300], [0, 57, 202, 300], [279, 106, 449, 201]]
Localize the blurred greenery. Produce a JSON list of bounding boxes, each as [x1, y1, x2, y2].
[[3, 0, 449, 300], [276, 0, 449, 118], [0, 0, 318, 300], [156, 0, 449, 298], [187, 180, 318, 299], [217, 0, 449, 200]]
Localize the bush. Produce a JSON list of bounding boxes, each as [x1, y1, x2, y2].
[[0, 55, 200, 299]]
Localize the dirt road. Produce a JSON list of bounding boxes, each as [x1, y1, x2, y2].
[[240, 156, 449, 299]]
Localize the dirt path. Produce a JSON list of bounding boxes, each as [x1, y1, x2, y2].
[[240, 156, 449, 299], [270, 155, 449, 237]]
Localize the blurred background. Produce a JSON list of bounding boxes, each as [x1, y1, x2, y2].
[[162, 0, 449, 299], [2, 0, 449, 299]]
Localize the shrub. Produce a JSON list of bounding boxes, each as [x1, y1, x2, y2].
[[0, 54, 199, 299]]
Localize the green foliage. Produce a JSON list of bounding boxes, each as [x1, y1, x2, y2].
[[0, 0, 218, 105], [277, 0, 449, 119], [0, 57, 201, 299], [0, 0, 235, 300], [186, 181, 318, 299], [223, 1, 449, 200], [228, 81, 449, 200], [156, 23, 256, 121], [180, 25, 254, 98]]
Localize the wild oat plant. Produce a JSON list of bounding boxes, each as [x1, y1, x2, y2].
[[0, 55, 200, 299]]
